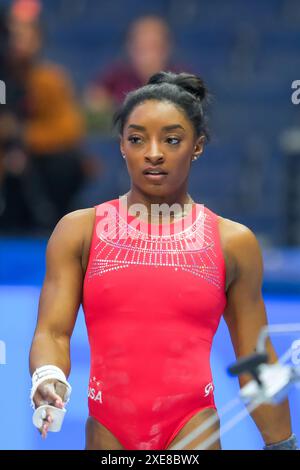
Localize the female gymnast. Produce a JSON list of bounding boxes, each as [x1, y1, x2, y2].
[[29, 72, 296, 450]]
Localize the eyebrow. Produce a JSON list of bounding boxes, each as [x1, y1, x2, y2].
[[127, 124, 185, 132]]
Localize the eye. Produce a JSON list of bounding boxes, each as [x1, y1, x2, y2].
[[128, 136, 143, 144], [166, 137, 181, 145]]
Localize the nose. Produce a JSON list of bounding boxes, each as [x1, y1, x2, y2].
[[145, 141, 164, 164]]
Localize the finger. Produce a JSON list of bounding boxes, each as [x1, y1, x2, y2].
[[39, 421, 48, 439], [37, 410, 53, 438], [55, 382, 67, 400], [34, 384, 56, 407], [33, 390, 46, 408], [43, 383, 64, 407], [42, 416, 51, 438], [54, 398, 64, 408], [41, 426, 48, 439], [43, 421, 49, 433]]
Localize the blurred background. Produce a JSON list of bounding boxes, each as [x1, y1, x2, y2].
[[0, 0, 299, 450]]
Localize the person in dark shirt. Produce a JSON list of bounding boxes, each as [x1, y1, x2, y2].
[[84, 15, 185, 133]]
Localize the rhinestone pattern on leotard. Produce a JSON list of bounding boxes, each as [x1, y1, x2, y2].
[[87, 204, 222, 289]]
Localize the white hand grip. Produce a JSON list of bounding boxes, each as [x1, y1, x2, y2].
[[32, 405, 66, 432]]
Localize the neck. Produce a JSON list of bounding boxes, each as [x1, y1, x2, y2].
[[120, 188, 194, 224]]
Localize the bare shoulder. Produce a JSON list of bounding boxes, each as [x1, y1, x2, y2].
[[60, 207, 95, 226], [218, 216, 258, 249], [47, 208, 95, 262], [217, 216, 263, 285], [51, 208, 95, 238]]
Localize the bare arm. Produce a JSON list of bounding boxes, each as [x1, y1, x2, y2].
[[29, 211, 86, 376], [222, 221, 292, 446], [29, 209, 93, 436]]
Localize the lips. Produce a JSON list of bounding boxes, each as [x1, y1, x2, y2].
[[143, 167, 168, 175], [143, 172, 168, 183]]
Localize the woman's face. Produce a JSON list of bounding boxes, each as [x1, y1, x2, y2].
[[120, 100, 204, 200]]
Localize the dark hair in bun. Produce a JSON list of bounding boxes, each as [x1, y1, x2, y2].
[[113, 71, 210, 140], [148, 71, 207, 102]]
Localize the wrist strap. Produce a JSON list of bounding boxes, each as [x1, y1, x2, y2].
[[30, 365, 72, 409], [263, 433, 298, 450]]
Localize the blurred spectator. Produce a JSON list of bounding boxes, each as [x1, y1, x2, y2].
[[84, 15, 184, 133], [0, 0, 86, 234], [0, 7, 9, 70]]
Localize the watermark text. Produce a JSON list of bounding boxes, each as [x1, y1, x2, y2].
[[0, 80, 6, 104], [0, 340, 6, 365], [291, 80, 300, 105]]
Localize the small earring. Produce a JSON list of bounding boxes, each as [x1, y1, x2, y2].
[[122, 154, 126, 159], [192, 155, 199, 162]]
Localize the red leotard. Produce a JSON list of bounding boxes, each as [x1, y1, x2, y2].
[[83, 199, 227, 450]]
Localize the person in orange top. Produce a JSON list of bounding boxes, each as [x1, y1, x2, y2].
[[24, 61, 85, 155]]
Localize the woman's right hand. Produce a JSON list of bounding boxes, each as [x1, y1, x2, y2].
[[32, 379, 67, 438]]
